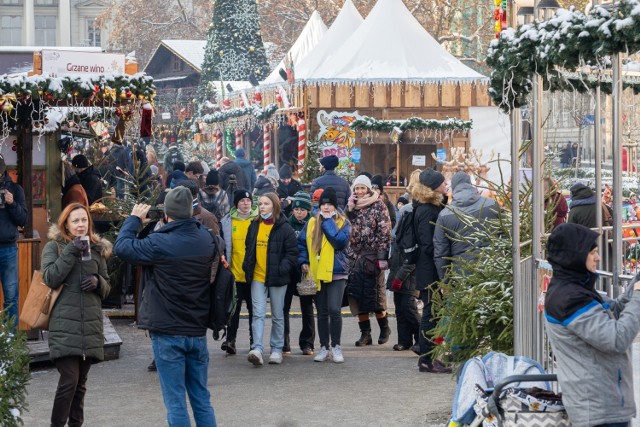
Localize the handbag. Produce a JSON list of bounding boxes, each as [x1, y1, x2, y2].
[[19, 243, 64, 330], [296, 273, 317, 296]]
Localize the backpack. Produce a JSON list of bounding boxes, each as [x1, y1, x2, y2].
[[208, 235, 237, 340], [199, 189, 227, 221], [396, 207, 419, 264]]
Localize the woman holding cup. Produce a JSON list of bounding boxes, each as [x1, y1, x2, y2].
[[41, 202, 112, 427]]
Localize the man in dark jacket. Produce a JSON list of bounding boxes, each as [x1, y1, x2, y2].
[[277, 164, 303, 217], [219, 157, 248, 199], [433, 171, 501, 280], [72, 154, 103, 205], [0, 155, 27, 325], [567, 182, 609, 228], [234, 148, 257, 192], [114, 187, 217, 426], [310, 155, 351, 210], [545, 223, 640, 426]]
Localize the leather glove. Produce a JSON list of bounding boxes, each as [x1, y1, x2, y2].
[[391, 278, 403, 291], [376, 259, 389, 270], [81, 275, 99, 292], [72, 237, 89, 254]]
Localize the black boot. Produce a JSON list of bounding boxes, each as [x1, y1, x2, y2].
[[355, 320, 373, 346], [226, 340, 236, 355], [377, 316, 391, 345]]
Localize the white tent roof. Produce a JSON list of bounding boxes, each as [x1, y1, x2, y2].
[[295, 0, 363, 79], [305, 0, 487, 84], [263, 11, 328, 84]]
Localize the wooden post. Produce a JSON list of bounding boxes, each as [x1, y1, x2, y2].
[[20, 127, 33, 238]]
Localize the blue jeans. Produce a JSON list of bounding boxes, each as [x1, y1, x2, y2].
[[151, 334, 216, 427], [0, 245, 18, 324], [251, 281, 287, 353]]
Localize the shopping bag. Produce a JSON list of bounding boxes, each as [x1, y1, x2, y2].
[[19, 270, 64, 330], [296, 273, 317, 296]]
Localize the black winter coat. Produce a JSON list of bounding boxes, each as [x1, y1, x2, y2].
[[243, 215, 298, 287], [310, 171, 351, 209], [414, 201, 442, 290], [0, 172, 27, 246], [77, 165, 103, 205], [219, 161, 248, 194], [115, 217, 216, 336]]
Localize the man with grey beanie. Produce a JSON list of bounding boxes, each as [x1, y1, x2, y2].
[[114, 186, 217, 426], [433, 171, 501, 280]]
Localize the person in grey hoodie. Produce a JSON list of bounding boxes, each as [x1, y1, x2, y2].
[[433, 171, 501, 280], [545, 223, 640, 427]]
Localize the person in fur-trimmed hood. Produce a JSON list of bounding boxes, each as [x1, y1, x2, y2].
[[41, 203, 112, 427], [346, 174, 392, 348]]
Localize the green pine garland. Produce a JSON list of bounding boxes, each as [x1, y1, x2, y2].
[[350, 116, 473, 133], [201, 103, 278, 124], [488, 0, 640, 112], [0, 316, 30, 427]]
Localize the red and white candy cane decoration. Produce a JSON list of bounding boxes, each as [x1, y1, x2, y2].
[[263, 124, 271, 172], [297, 118, 306, 175], [215, 130, 223, 168], [235, 128, 243, 150]]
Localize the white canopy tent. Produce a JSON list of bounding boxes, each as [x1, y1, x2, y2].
[[294, 0, 364, 80], [263, 11, 328, 84], [304, 0, 487, 84]]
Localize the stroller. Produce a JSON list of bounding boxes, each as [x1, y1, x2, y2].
[[448, 352, 570, 427]]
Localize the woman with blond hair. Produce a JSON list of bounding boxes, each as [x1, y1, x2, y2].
[[243, 192, 298, 365], [412, 168, 451, 373], [298, 187, 351, 363], [41, 202, 112, 426]]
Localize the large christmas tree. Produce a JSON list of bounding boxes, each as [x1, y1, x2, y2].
[[199, 0, 270, 100]]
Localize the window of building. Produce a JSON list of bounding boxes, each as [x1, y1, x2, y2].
[[0, 0, 22, 5], [35, 0, 57, 5], [173, 57, 184, 72], [87, 19, 101, 47], [35, 15, 56, 46], [0, 16, 22, 45]]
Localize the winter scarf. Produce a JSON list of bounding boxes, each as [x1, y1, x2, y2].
[[354, 191, 379, 210], [306, 215, 346, 288]]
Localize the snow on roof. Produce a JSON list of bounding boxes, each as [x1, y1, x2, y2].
[[294, 0, 363, 80], [263, 10, 328, 84], [160, 40, 207, 71], [305, 0, 488, 84]]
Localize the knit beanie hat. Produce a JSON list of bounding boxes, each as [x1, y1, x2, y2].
[[235, 148, 246, 159], [451, 171, 472, 191], [312, 189, 324, 203], [205, 170, 219, 186], [71, 154, 90, 169], [319, 155, 339, 170], [351, 174, 372, 191], [358, 171, 372, 180], [164, 187, 193, 220], [319, 187, 338, 208], [371, 175, 384, 192], [292, 191, 312, 211], [397, 196, 409, 205], [419, 169, 445, 191], [279, 164, 292, 179], [234, 189, 252, 207], [265, 163, 280, 181]]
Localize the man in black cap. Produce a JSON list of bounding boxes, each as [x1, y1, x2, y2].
[[71, 154, 103, 205], [277, 164, 302, 217], [310, 155, 351, 210], [115, 187, 217, 425], [0, 154, 27, 327]]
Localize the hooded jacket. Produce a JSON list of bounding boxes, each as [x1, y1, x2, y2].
[[544, 223, 640, 426], [220, 206, 259, 264], [411, 183, 444, 291], [219, 161, 248, 195], [433, 174, 501, 280], [77, 165, 103, 206], [242, 215, 298, 287], [253, 175, 278, 197], [115, 216, 216, 336], [567, 183, 604, 228], [234, 158, 257, 192], [0, 172, 27, 247], [41, 226, 112, 361], [310, 171, 351, 210], [297, 214, 351, 277]]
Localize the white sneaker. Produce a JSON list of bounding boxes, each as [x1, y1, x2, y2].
[[248, 349, 263, 366], [268, 351, 283, 364], [331, 345, 344, 363], [314, 346, 330, 362]]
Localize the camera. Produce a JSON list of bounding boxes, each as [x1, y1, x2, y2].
[[146, 207, 164, 221]]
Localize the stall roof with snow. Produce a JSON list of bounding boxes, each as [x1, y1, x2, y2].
[[263, 11, 328, 84]]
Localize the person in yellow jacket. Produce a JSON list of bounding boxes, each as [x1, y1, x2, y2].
[[298, 188, 351, 363]]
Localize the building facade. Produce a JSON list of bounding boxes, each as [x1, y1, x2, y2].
[[0, 0, 108, 47]]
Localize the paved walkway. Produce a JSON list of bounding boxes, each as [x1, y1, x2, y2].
[[24, 310, 457, 426]]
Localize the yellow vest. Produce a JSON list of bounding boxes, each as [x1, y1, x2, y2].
[[306, 216, 345, 289], [253, 221, 273, 283], [231, 218, 252, 282]]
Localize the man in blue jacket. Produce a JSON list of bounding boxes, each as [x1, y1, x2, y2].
[[310, 155, 351, 210], [115, 186, 217, 426], [0, 155, 27, 325]]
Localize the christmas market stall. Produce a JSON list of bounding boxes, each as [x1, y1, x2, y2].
[[0, 49, 155, 345]]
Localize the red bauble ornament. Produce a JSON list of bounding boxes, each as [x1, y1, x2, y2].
[[126, 90, 133, 98], [276, 94, 283, 103], [254, 92, 262, 102]]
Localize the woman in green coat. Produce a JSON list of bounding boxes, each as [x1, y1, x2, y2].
[[41, 202, 111, 427]]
